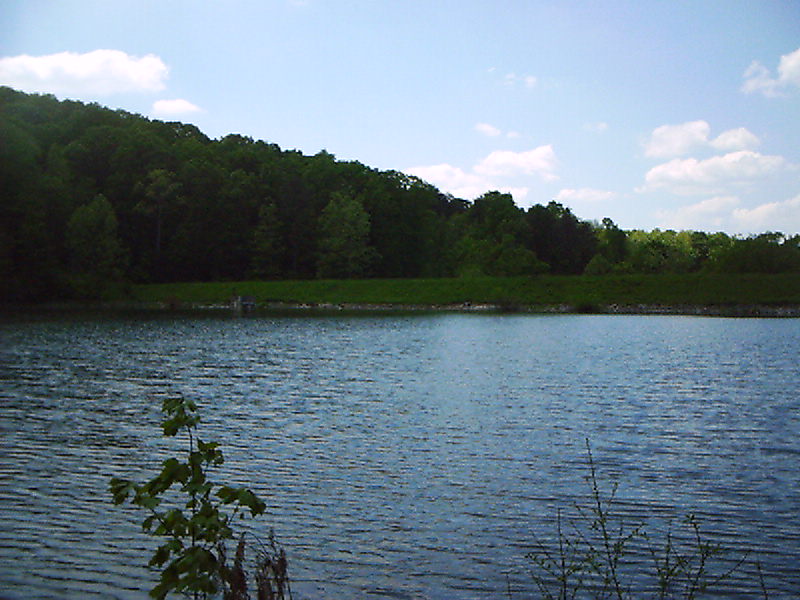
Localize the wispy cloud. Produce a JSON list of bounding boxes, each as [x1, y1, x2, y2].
[[475, 122, 501, 137], [742, 46, 800, 97], [475, 122, 522, 139], [584, 122, 609, 133], [656, 196, 740, 230], [498, 71, 537, 89], [0, 49, 168, 95]]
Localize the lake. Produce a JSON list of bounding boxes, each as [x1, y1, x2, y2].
[[0, 311, 798, 599]]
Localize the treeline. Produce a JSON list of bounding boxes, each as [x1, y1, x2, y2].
[[2, 86, 799, 301]]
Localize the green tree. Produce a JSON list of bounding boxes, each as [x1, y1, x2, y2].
[[526, 202, 597, 274], [316, 191, 378, 278], [452, 192, 545, 276], [65, 194, 126, 298], [491, 234, 547, 276], [710, 232, 800, 273], [250, 201, 284, 279], [625, 229, 695, 274], [137, 169, 181, 263], [584, 253, 614, 275], [595, 217, 628, 265]]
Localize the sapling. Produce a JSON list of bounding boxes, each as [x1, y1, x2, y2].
[[110, 395, 274, 599], [526, 440, 756, 600]]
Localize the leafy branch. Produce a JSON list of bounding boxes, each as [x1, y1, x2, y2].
[[110, 395, 284, 599]]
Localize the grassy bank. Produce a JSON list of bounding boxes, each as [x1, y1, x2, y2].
[[129, 273, 800, 310]]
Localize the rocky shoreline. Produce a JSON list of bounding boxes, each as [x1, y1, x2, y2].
[[251, 302, 800, 317], [27, 300, 796, 317], [6, 299, 800, 317]]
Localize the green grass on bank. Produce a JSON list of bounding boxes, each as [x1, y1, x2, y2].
[[130, 273, 800, 309]]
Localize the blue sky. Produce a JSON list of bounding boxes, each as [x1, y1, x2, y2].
[[2, 0, 799, 234]]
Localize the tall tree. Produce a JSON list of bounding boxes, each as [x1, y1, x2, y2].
[[65, 194, 126, 298], [251, 201, 284, 279], [316, 192, 378, 278], [138, 169, 181, 259]]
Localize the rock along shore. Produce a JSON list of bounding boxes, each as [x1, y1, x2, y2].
[[63, 300, 800, 317]]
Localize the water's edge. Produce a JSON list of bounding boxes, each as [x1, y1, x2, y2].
[[7, 300, 800, 317]]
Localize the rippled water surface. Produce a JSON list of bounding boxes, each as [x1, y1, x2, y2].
[[1, 311, 798, 598]]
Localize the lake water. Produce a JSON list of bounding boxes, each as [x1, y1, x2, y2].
[[0, 311, 798, 599]]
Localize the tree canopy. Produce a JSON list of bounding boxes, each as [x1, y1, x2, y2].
[[1, 86, 797, 301]]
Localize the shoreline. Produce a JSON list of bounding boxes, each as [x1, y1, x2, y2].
[[8, 301, 800, 318]]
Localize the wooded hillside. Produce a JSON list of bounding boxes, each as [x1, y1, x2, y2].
[[2, 87, 798, 301]]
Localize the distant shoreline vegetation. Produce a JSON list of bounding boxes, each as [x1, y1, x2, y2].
[[2, 86, 799, 304], [27, 274, 798, 317]]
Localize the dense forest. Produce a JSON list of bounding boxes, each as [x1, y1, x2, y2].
[[2, 86, 799, 301]]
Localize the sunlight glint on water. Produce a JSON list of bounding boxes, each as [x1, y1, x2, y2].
[[0, 312, 798, 599]]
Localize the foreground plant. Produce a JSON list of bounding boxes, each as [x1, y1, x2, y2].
[[110, 395, 289, 599], [526, 440, 757, 600]]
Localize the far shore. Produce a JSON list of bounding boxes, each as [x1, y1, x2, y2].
[[9, 300, 800, 318], [5, 273, 800, 318]]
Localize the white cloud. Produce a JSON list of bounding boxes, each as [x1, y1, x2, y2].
[[152, 98, 203, 116], [474, 146, 558, 180], [475, 122, 501, 137], [641, 150, 787, 195], [654, 194, 800, 233], [644, 121, 711, 158], [732, 194, 800, 232], [709, 127, 760, 152], [496, 186, 531, 203], [555, 188, 615, 203], [656, 196, 740, 230], [506, 130, 521, 139], [643, 121, 759, 158], [404, 162, 531, 203], [0, 50, 168, 95], [404, 163, 489, 201], [406, 146, 557, 204], [742, 46, 800, 97]]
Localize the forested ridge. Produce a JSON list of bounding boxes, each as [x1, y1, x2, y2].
[[2, 86, 799, 302]]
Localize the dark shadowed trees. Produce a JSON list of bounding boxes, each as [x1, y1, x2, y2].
[[251, 201, 284, 279], [526, 201, 597, 274], [65, 194, 126, 298]]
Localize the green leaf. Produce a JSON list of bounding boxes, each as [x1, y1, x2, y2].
[[149, 543, 173, 568], [142, 514, 156, 533], [239, 488, 267, 516], [109, 478, 135, 504], [216, 485, 238, 503]]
